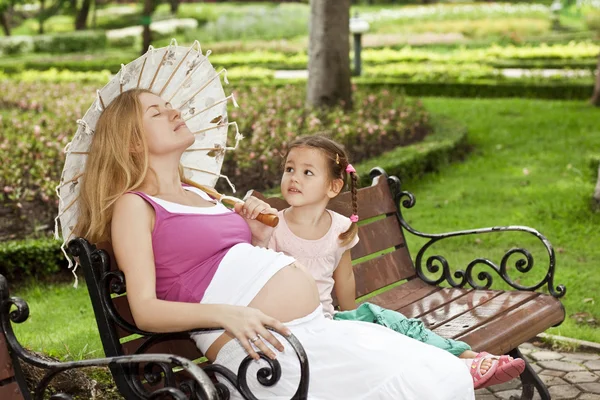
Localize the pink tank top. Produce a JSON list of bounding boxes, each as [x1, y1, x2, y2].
[[129, 190, 252, 303]]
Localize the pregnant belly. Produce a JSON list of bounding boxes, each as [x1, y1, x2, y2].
[[205, 263, 319, 360]]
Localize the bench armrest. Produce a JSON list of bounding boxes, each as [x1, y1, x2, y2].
[[380, 170, 566, 298], [0, 274, 219, 400]]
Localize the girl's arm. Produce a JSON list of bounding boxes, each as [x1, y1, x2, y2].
[[233, 197, 277, 248], [332, 250, 357, 311], [111, 194, 289, 360]]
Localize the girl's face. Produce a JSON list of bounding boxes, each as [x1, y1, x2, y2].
[[139, 92, 195, 156], [281, 146, 343, 208]]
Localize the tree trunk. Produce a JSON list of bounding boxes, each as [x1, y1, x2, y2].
[[141, 0, 153, 55], [74, 0, 91, 30], [591, 53, 600, 106], [0, 12, 10, 36], [38, 0, 45, 34], [594, 164, 600, 207], [92, 0, 97, 29], [170, 0, 180, 14], [306, 0, 352, 110]]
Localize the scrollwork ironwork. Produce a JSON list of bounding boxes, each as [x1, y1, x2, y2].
[[369, 167, 566, 298], [202, 331, 309, 400]]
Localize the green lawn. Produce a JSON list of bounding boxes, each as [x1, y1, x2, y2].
[[10, 97, 600, 361], [409, 97, 600, 343], [11, 281, 103, 360]]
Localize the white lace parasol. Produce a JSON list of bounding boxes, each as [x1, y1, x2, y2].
[[55, 39, 243, 280]]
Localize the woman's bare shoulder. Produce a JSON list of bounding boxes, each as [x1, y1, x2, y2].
[[113, 193, 153, 225]]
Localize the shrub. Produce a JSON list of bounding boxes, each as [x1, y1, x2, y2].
[[0, 36, 34, 55], [0, 81, 429, 239], [107, 34, 140, 49], [0, 238, 68, 281], [584, 10, 600, 32], [32, 31, 108, 54]]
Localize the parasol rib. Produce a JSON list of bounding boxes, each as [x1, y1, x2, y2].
[[158, 42, 200, 97], [165, 53, 210, 104], [148, 46, 172, 92], [174, 68, 227, 110], [183, 94, 236, 123]]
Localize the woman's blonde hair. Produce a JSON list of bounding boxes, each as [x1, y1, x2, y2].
[[74, 88, 160, 244]]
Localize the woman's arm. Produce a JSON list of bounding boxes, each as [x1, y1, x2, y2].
[[111, 194, 289, 359], [332, 250, 357, 311]]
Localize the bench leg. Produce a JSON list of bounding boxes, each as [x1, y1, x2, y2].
[[508, 348, 550, 400]]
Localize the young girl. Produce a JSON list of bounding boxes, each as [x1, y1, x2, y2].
[[268, 135, 526, 390]]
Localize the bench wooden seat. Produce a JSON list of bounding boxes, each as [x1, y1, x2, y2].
[[253, 167, 565, 400]]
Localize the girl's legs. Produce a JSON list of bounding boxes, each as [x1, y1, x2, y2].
[[335, 303, 510, 375]]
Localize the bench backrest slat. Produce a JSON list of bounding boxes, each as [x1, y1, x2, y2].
[[353, 248, 415, 297], [0, 333, 15, 382], [352, 215, 405, 259], [0, 333, 27, 400], [0, 381, 24, 400]]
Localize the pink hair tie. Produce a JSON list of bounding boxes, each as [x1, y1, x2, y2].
[[350, 214, 359, 223], [346, 164, 356, 174]]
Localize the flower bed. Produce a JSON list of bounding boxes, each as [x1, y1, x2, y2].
[[0, 81, 429, 240]]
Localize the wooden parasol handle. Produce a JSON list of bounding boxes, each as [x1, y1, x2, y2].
[[182, 178, 279, 227]]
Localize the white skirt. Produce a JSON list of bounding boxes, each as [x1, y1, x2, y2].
[[191, 243, 296, 352], [213, 306, 475, 400]]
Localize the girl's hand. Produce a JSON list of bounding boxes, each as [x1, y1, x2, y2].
[[219, 305, 291, 360], [234, 196, 278, 246]]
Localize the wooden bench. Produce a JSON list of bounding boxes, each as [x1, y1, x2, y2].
[[253, 167, 566, 400], [0, 273, 220, 400], [72, 166, 565, 400]]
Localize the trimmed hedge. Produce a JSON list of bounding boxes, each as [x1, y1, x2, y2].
[[263, 114, 468, 195], [0, 238, 70, 282], [489, 59, 597, 70], [355, 115, 469, 187], [0, 31, 107, 56], [354, 80, 595, 100], [0, 36, 35, 55], [0, 115, 468, 282], [1, 66, 592, 100], [34, 31, 107, 54], [228, 79, 594, 101]]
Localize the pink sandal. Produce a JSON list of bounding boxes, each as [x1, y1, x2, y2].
[[467, 352, 499, 389], [475, 352, 526, 388]]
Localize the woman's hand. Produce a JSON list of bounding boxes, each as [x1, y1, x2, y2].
[[219, 305, 291, 360], [234, 196, 278, 247]]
